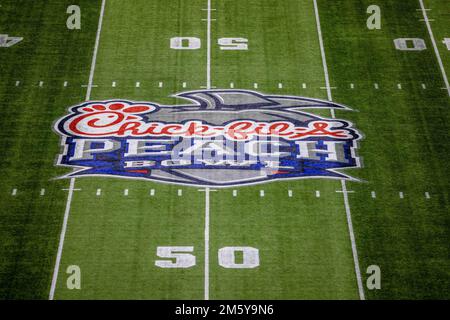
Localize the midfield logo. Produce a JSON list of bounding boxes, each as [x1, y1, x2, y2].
[[54, 90, 362, 187]]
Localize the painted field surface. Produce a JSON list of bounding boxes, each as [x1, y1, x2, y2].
[[0, 0, 448, 299]]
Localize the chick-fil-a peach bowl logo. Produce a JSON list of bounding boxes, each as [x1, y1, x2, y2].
[[54, 90, 362, 187]]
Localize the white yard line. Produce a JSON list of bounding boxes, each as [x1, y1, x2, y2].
[[203, 0, 213, 301], [340, 180, 365, 299], [203, 188, 210, 300], [313, 0, 365, 300], [206, 0, 212, 89], [85, 0, 106, 101], [419, 0, 450, 97], [49, 178, 75, 300], [49, 0, 106, 300], [313, 1, 335, 118]]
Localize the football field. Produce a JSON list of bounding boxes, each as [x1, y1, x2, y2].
[[0, 0, 449, 300]]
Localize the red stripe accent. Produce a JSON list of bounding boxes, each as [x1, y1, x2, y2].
[[127, 170, 148, 174]]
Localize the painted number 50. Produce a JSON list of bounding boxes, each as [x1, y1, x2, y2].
[[170, 37, 248, 50], [155, 246, 259, 269]]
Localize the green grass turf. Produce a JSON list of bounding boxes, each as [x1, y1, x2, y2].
[[209, 182, 358, 299], [319, 0, 450, 298], [53, 0, 359, 299], [427, 0, 450, 75], [0, 0, 448, 299], [55, 182, 205, 299], [0, 0, 102, 299]]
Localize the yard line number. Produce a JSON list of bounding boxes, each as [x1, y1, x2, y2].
[[394, 37, 450, 51], [155, 246, 260, 269], [0, 34, 23, 47], [170, 37, 248, 50]]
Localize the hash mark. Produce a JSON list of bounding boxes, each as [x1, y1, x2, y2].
[[124, 189, 128, 196], [315, 190, 320, 198], [422, 83, 427, 89], [112, 81, 116, 87], [40, 189, 45, 196], [320, 86, 337, 90], [288, 190, 293, 197], [425, 192, 430, 199], [136, 82, 140, 88], [232, 190, 237, 197], [350, 83, 354, 89], [374, 83, 379, 89], [397, 83, 402, 90], [15, 81, 20, 86], [399, 192, 404, 199], [12, 189, 17, 196], [182, 82, 187, 88], [302, 83, 307, 89], [39, 81, 44, 87], [158, 81, 163, 88], [336, 190, 355, 194], [96, 189, 101, 196], [63, 81, 68, 87], [178, 189, 182, 196], [253, 83, 258, 89], [371, 191, 376, 199], [278, 83, 283, 89], [260, 190, 265, 197], [150, 189, 155, 196], [230, 82, 234, 88]]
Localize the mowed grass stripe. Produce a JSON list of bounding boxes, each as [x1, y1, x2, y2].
[[49, 0, 107, 301], [0, 0, 102, 299], [54, 0, 207, 299], [319, 0, 450, 299], [425, 0, 450, 80], [210, 0, 359, 299]]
